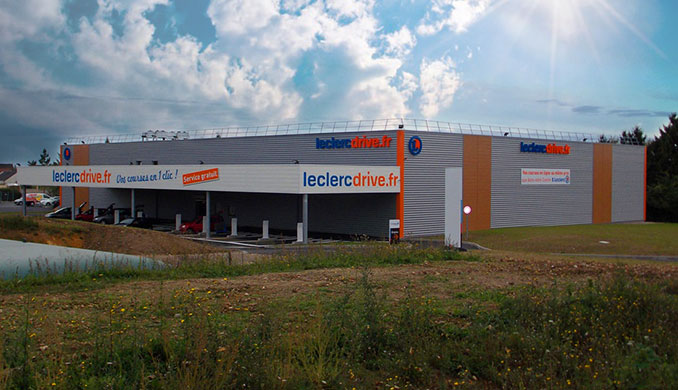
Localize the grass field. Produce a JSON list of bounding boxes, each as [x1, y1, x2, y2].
[[1, 219, 678, 388], [468, 223, 678, 256]]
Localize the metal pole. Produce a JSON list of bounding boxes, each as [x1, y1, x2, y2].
[[205, 191, 211, 239], [465, 214, 469, 241], [71, 187, 76, 220], [131, 188, 135, 218], [302, 193, 308, 244], [21, 185, 27, 217]]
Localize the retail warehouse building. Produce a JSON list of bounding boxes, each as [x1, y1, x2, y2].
[[12, 119, 646, 245]]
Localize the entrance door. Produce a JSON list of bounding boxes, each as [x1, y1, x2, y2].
[[444, 167, 463, 248]]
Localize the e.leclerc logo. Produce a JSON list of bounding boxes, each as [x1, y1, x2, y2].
[[63, 147, 71, 161], [520, 142, 570, 155], [408, 136, 422, 155]]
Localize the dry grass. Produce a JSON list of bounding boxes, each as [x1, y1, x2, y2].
[[0, 215, 222, 256]]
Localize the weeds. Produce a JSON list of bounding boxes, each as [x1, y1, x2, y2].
[[1, 266, 677, 388], [0, 244, 476, 293]]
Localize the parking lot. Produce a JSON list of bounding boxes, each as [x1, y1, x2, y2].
[[0, 201, 51, 215]]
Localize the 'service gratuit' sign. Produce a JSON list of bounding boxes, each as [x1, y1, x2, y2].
[[521, 168, 571, 185], [182, 168, 220, 186]]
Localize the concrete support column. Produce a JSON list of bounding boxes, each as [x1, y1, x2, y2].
[[93, 208, 99, 218], [230, 218, 238, 237], [302, 193, 308, 244], [205, 191, 211, 239], [21, 186, 27, 217], [71, 187, 76, 220], [262, 220, 269, 239], [296, 223, 304, 243], [131, 189, 136, 219], [114, 210, 121, 224], [175, 214, 182, 232]]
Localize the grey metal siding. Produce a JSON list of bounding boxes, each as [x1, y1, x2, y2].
[[611, 145, 645, 222], [491, 138, 593, 228], [88, 132, 397, 166], [403, 132, 463, 237]]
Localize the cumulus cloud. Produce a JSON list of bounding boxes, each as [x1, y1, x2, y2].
[[384, 26, 416, 58], [0, 0, 65, 43], [417, 0, 491, 36], [0, 0, 463, 154], [419, 57, 461, 117]]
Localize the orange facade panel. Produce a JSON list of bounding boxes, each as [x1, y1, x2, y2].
[[592, 144, 612, 224], [463, 135, 492, 231]]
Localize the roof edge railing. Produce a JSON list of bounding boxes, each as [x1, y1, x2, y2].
[[64, 118, 645, 146]]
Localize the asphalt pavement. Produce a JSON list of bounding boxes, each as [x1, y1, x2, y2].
[[0, 201, 53, 215]]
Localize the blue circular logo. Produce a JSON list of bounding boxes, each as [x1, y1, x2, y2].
[[408, 136, 422, 155], [63, 147, 71, 161]]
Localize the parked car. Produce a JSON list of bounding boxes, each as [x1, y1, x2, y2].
[[14, 192, 50, 206], [45, 202, 86, 219], [179, 215, 224, 233], [75, 205, 95, 222], [93, 206, 130, 225], [44, 207, 72, 219], [115, 217, 153, 229], [40, 196, 60, 208]]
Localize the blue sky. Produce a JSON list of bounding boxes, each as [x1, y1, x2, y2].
[[1, 0, 676, 163]]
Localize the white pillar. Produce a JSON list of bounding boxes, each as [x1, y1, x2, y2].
[[114, 209, 121, 224], [202, 215, 208, 234], [230, 217, 238, 237], [205, 191, 211, 239], [296, 222, 304, 243], [262, 220, 269, 239], [175, 214, 182, 231], [302, 193, 308, 244], [93, 208, 99, 218]]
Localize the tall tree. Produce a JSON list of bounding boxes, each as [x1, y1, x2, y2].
[[38, 148, 51, 166], [646, 114, 678, 221], [620, 125, 646, 145], [598, 134, 619, 143]]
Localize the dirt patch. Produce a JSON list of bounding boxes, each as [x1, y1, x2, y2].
[[6, 255, 674, 315], [0, 216, 222, 256]]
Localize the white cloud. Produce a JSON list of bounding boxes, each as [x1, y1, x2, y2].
[[419, 57, 461, 117], [0, 0, 443, 147], [417, 0, 491, 36], [207, 0, 279, 36], [384, 26, 416, 58], [0, 0, 65, 43], [400, 71, 418, 100]]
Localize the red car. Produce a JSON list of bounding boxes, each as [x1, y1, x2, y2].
[[180, 215, 224, 233], [75, 205, 95, 222]]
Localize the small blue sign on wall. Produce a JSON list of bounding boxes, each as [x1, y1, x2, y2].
[[63, 147, 71, 161]]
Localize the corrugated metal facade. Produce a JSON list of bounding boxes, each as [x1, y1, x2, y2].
[[611, 145, 645, 222], [490, 138, 594, 228], [59, 129, 646, 238], [402, 132, 463, 236]]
